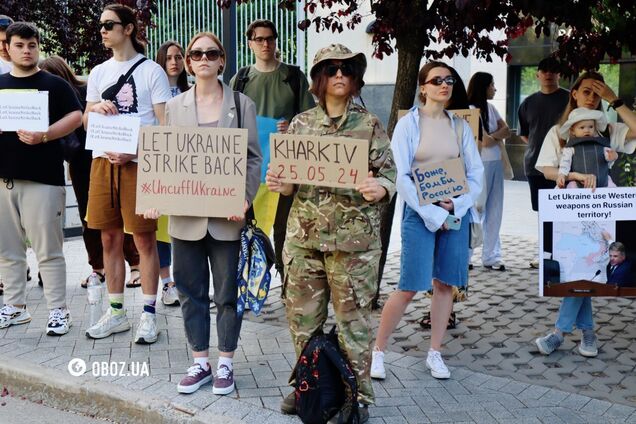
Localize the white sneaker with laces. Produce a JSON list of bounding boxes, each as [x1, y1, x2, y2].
[[86, 307, 130, 339], [161, 284, 180, 306], [46, 307, 71, 336], [0, 304, 32, 329], [370, 349, 386, 379], [426, 349, 451, 379], [134, 311, 158, 344]]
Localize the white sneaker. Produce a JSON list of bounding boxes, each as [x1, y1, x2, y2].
[[0, 304, 32, 329], [370, 349, 386, 379], [134, 312, 158, 344], [86, 308, 130, 339], [426, 350, 450, 379], [161, 284, 180, 306], [46, 307, 71, 336]]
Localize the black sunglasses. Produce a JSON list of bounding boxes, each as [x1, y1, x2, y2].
[[99, 20, 123, 31], [424, 76, 456, 86], [324, 62, 355, 77], [188, 49, 224, 62]]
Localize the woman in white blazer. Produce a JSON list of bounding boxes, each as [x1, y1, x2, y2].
[[145, 32, 261, 396]]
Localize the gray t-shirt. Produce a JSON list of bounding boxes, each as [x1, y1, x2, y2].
[[518, 88, 569, 176]]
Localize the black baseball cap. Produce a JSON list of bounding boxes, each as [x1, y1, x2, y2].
[[537, 57, 561, 73]]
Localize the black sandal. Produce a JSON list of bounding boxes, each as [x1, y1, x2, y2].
[[81, 271, 105, 289], [419, 312, 457, 330], [126, 268, 141, 288]]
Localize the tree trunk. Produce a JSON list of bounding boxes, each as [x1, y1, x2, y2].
[[387, 37, 425, 137]]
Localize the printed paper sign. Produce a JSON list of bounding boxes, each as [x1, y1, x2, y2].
[[397, 108, 479, 145], [85, 112, 141, 154], [135, 126, 248, 218], [0, 91, 49, 132], [412, 158, 468, 205], [269, 134, 368, 189], [539, 188, 636, 297]]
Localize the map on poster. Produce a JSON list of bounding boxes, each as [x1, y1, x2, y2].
[[553, 221, 615, 283]]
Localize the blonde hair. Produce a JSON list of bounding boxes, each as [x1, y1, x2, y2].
[[185, 32, 225, 76]]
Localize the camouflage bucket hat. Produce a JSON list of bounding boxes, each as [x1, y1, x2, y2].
[[310, 43, 367, 80]]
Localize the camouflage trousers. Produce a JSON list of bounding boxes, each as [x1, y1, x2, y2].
[[283, 243, 380, 405]]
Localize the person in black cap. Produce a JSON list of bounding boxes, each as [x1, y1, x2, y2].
[[517, 57, 569, 268]]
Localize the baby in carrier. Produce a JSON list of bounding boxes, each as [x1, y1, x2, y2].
[[557, 108, 618, 188]]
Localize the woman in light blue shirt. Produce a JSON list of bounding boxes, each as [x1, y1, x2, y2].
[[371, 61, 483, 380]]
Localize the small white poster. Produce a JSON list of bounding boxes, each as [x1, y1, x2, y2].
[[85, 112, 141, 154], [0, 91, 49, 132]]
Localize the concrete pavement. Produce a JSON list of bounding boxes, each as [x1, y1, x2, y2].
[[1, 181, 635, 423]]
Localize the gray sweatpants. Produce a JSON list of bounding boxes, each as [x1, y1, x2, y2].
[[0, 179, 67, 309]]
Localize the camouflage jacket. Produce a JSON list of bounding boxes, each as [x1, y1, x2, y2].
[[285, 101, 396, 252]]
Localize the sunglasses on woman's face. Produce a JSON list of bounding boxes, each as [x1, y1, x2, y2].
[[324, 62, 355, 77], [424, 76, 456, 86], [188, 49, 224, 62], [99, 20, 123, 31]]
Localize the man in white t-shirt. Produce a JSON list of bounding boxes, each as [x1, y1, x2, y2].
[[0, 15, 14, 74], [83, 4, 171, 344]]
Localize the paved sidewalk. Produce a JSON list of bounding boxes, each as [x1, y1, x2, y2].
[[0, 181, 635, 423]]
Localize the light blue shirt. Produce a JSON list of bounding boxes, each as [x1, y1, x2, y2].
[[391, 106, 484, 232]]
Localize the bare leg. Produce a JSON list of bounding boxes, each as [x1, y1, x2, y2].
[[132, 232, 159, 296], [101, 229, 125, 293], [430, 279, 453, 351], [374, 290, 416, 351]]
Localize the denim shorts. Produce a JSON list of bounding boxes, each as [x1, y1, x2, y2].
[[398, 205, 469, 291]]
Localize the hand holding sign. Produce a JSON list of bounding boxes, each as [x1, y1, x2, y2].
[[412, 158, 469, 205], [265, 165, 295, 196], [16, 129, 46, 145], [357, 171, 387, 203]]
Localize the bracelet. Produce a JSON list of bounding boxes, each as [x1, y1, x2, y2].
[[41, 133, 48, 144], [608, 98, 624, 110]]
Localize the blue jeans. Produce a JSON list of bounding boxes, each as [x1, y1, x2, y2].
[[555, 297, 594, 333], [481, 160, 503, 266], [157, 241, 171, 269], [172, 233, 242, 352]]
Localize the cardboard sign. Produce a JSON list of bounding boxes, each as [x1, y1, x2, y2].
[[85, 112, 141, 154], [135, 126, 248, 218], [269, 134, 368, 189], [397, 108, 480, 145], [412, 158, 468, 205], [0, 91, 49, 131], [450, 108, 480, 145], [539, 188, 636, 297]]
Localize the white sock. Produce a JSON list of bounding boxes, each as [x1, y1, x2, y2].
[[218, 356, 233, 371], [194, 357, 209, 371]]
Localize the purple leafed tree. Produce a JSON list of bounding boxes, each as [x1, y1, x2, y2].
[[0, 0, 157, 73]]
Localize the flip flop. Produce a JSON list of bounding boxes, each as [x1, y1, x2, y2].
[[126, 268, 141, 288]]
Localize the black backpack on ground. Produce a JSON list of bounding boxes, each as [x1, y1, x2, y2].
[[232, 64, 303, 116], [292, 326, 359, 424]]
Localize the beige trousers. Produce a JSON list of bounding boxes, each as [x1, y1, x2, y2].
[[0, 179, 67, 309]]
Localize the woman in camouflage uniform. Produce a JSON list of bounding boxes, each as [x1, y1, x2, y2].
[[266, 44, 396, 421]]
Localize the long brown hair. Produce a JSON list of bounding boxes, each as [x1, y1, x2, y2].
[[40, 55, 85, 97], [155, 40, 189, 93], [558, 71, 605, 147], [418, 61, 452, 104], [104, 3, 146, 55]]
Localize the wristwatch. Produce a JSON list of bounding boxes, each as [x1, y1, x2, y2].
[[608, 98, 624, 110], [41, 133, 48, 144]]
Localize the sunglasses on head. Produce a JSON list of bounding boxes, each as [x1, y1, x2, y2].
[[424, 76, 456, 86], [99, 20, 123, 31], [188, 49, 224, 62], [324, 62, 355, 77]]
